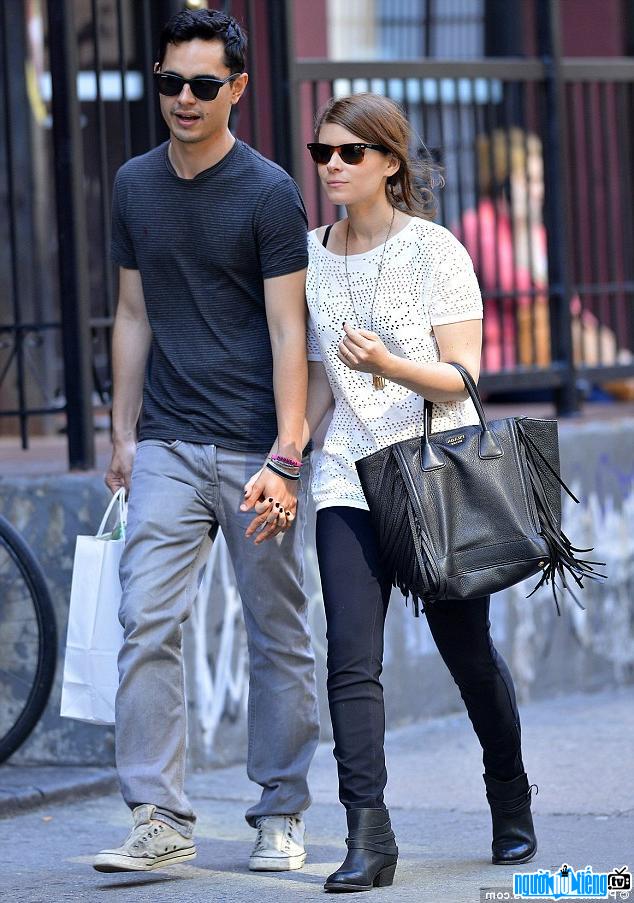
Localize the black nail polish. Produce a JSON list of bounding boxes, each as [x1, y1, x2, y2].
[[268, 497, 273, 502]]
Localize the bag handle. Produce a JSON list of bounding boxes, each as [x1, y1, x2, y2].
[[421, 362, 503, 469], [97, 487, 127, 537]]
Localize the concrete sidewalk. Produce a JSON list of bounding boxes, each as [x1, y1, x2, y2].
[[0, 687, 632, 902]]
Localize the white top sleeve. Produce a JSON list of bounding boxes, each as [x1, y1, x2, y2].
[[429, 237, 483, 326]]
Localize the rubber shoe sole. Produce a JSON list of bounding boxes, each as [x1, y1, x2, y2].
[[249, 851, 306, 871], [93, 846, 197, 873]]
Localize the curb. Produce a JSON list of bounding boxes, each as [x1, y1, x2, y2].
[[0, 766, 118, 818]]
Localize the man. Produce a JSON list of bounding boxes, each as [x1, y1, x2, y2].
[[93, 9, 319, 874]]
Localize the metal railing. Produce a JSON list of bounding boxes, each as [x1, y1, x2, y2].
[[290, 54, 634, 411]]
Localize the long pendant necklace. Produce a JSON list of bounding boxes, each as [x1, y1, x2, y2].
[[344, 206, 395, 391]]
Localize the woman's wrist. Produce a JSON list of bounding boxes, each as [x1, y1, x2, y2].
[[379, 352, 400, 380]]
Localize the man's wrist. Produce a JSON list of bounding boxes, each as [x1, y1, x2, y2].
[[112, 429, 136, 445], [276, 441, 303, 461]]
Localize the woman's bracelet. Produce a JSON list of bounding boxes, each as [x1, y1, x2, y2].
[[266, 461, 300, 481], [270, 453, 302, 468]]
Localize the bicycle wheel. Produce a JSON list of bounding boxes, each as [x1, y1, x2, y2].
[[0, 515, 57, 763]]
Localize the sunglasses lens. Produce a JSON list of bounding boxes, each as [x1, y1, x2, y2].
[[155, 74, 225, 101], [308, 144, 331, 165], [341, 145, 365, 164], [307, 144, 367, 165], [190, 79, 221, 101], [155, 74, 182, 96]]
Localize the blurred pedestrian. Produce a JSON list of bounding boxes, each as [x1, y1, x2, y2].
[[95, 7, 318, 875]]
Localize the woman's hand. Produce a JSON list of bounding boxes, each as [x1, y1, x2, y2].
[[337, 321, 394, 376], [240, 466, 298, 544]]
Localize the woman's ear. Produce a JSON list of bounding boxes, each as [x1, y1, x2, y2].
[[386, 156, 401, 180]]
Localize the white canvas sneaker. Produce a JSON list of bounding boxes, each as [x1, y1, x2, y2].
[[93, 804, 196, 872], [248, 813, 306, 871]]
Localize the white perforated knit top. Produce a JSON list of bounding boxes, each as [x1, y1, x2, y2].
[[306, 216, 483, 512]]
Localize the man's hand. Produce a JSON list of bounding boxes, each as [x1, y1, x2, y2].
[[240, 466, 299, 544], [105, 439, 136, 495]]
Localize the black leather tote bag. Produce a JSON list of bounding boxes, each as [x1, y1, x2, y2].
[[355, 363, 602, 615]]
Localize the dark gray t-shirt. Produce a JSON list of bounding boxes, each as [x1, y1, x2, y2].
[[111, 139, 308, 453]]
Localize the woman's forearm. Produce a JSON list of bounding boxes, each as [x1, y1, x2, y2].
[[381, 357, 469, 402], [304, 364, 335, 444]]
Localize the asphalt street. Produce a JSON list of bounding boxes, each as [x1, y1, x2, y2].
[[0, 687, 632, 903]]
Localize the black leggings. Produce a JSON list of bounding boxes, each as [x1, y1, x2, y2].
[[316, 506, 525, 810]]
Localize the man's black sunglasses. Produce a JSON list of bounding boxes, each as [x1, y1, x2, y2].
[[306, 142, 388, 165], [154, 71, 239, 102]]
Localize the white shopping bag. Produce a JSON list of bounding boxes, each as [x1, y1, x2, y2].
[[60, 488, 127, 724]]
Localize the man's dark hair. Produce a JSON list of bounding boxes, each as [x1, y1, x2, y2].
[[157, 8, 247, 73]]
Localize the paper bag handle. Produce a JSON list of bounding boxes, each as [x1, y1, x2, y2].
[[97, 487, 127, 537]]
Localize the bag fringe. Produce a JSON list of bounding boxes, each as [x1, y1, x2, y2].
[[517, 423, 606, 615], [370, 466, 428, 616]]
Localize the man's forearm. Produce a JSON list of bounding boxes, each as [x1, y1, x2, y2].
[[271, 338, 308, 461], [111, 312, 152, 442], [262, 362, 333, 460]]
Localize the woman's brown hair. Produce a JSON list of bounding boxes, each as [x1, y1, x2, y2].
[[314, 93, 441, 219]]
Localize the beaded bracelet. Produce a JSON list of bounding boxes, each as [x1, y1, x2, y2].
[[266, 461, 300, 481], [267, 455, 301, 474], [270, 454, 302, 468]]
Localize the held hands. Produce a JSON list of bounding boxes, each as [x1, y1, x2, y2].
[[338, 321, 393, 376], [241, 466, 298, 544]]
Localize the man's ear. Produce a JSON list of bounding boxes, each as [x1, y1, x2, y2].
[[231, 72, 249, 105], [153, 62, 160, 73]]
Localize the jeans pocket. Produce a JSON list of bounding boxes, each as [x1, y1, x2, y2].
[[137, 439, 182, 450]]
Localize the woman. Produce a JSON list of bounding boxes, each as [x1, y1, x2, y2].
[[243, 93, 537, 893]]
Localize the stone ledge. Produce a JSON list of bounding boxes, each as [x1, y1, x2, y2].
[[0, 765, 117, 817]]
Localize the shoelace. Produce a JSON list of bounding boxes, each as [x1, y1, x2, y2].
[[254, 816, 297, 853], [131, 823, 164, 850]]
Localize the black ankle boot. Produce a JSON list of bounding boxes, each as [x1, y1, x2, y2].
[[484, 773, 538, 865], [324, 808, 398, 892]]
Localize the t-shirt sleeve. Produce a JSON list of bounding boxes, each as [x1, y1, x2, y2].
[[307, 314, 322, 362], [429, 235, 483, 326], [255, 177, 309, 279], [111, 169, 138, 269]]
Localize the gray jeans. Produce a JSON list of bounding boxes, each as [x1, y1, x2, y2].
[[116, 440, 320, 838]]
